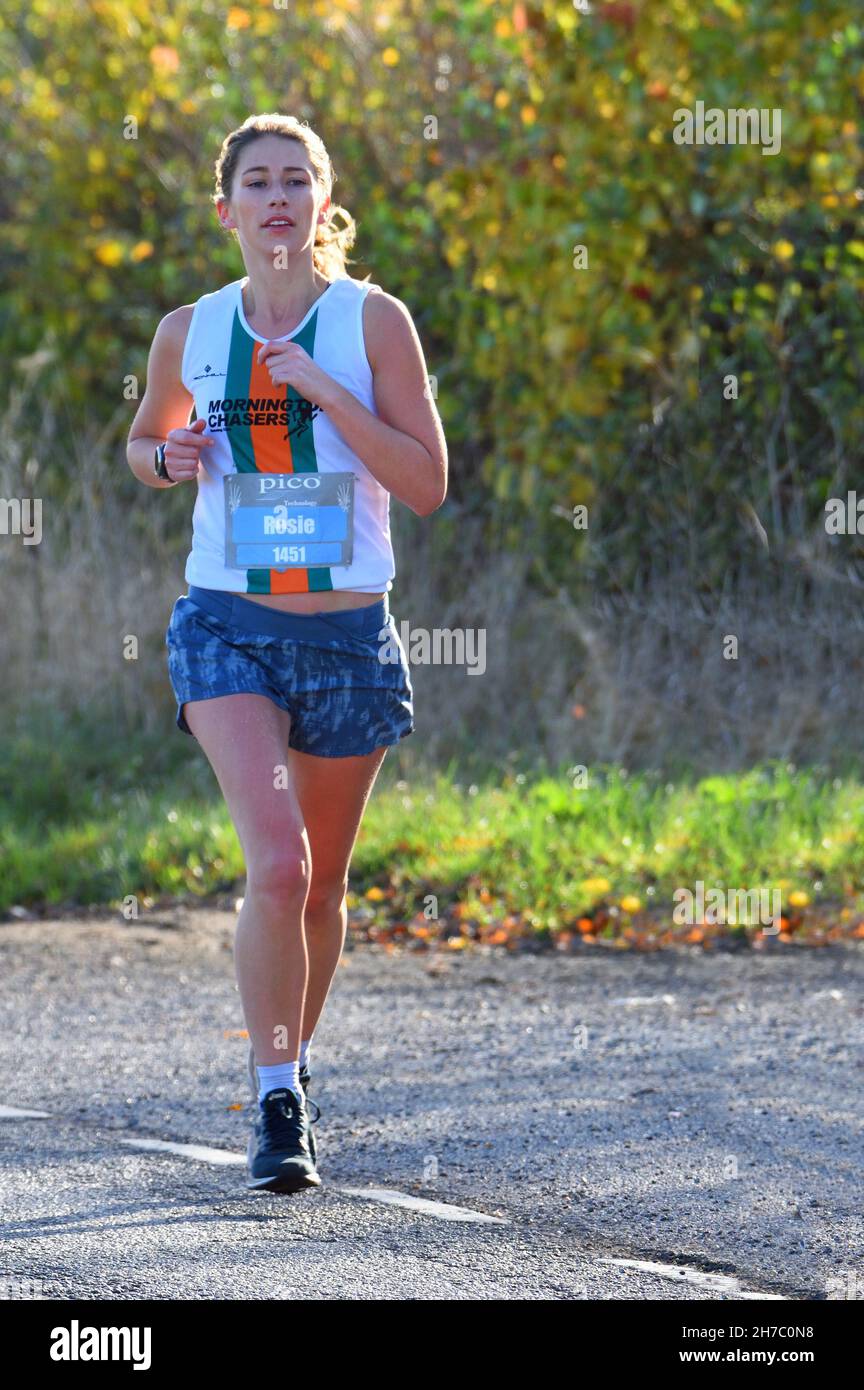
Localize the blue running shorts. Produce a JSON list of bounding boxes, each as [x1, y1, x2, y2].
[[164, 585, 415, 758]]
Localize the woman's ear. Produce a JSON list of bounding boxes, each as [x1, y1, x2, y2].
[[215, 197, 234, 233]]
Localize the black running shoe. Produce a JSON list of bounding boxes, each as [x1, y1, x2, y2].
[[247, 1044, 320, 1163], [246, 1087, 320, 1193]]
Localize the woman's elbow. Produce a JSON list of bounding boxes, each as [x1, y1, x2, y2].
[[412, 486, 446, 517]]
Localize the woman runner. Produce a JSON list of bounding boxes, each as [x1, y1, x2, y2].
[[126, 113, 447, 1193]]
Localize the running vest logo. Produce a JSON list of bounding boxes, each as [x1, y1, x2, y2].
[[191, 363, 226, 381], [206, 396, 321, 442]]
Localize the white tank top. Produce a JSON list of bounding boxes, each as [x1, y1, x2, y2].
[[179, 274, 394, 595]]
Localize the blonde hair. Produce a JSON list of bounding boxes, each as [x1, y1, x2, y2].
[[212, 113, 359, 281]]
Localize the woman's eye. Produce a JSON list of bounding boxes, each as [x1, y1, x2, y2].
[[247, 179, 306, 187]]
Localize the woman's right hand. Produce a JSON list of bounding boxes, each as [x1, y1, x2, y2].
[[164, 417, 215, 482]]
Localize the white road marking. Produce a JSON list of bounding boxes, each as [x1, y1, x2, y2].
[[611, 994, 677, 1008], [0, 1104, 805, 1271], [119, 1142, 509, 1222], [339, 1186, 509, 1223], [601, 1256, 787, 1299], [118, 1137, 246, 1165]]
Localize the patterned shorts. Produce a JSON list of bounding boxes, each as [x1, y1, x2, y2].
[[164, 585, 414, 758]]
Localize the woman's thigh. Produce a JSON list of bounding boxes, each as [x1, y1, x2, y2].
[[183, 692, 308, 888]]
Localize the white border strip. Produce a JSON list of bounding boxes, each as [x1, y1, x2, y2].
[[601, 1256, 787, 1299], [119, 1137, 246, 1166], [339, 1185, 508, 1223]]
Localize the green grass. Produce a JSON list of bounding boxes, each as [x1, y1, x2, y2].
[[351, 763, 863, 932], [1, 708, 862, 929]]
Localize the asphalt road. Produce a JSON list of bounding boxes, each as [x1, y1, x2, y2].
[[0, 907, 861, 1301]]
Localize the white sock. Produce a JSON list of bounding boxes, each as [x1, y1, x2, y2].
[[299, 1038, 312, 1072], [256, 1061, 303, 1107]]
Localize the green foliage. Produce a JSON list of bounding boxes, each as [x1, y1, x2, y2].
[[1, 728, 861, 923], [2, 0, 862, 588]]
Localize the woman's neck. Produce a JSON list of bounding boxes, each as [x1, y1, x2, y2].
[[241, 269, 329, 335]]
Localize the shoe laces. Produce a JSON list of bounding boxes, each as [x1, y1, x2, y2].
[[259, 1089, 311, 1156], [299, 1071, 321, 1126]]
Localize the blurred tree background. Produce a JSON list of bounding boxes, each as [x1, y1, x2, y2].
[[1, 0, 863, 771], [4, 0, 862, 583]]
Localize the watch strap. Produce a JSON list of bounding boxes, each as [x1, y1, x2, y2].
[[154, 442, 174, 481]]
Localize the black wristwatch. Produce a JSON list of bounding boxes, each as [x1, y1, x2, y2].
[[154, 442, 175, 482]]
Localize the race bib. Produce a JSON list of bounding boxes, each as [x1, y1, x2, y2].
[[224, 472, 354, 570]]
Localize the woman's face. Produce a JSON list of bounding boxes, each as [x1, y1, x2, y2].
[[219, 135, 329, 260]]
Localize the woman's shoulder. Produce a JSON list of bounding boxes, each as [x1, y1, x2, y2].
[[359, 283, 420, 372], [165, 302, 196, 326], [156, 303, 196, 350], [360, 281, 413, 324]]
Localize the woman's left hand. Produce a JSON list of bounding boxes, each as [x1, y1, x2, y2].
[[257, 340, 339, 409]]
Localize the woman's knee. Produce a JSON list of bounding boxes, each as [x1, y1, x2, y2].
[[246, 843, 311, 903], [305, 876, 349, 920]]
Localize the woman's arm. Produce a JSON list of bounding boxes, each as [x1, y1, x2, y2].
[[126, 307, 198, 487], [341, 287, 448, 516]]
